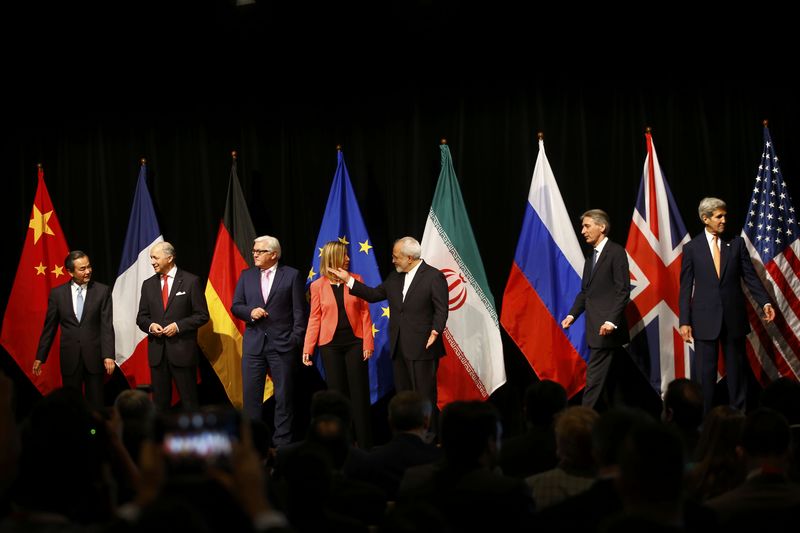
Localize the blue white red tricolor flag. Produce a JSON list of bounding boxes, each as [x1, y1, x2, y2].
[[625, 132, 691, 394], [501, 137, 588, 398], [112, 162, 164, 389], [742, 125, 800, 383]]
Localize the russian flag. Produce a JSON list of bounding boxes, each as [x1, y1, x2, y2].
[[500, 136, 589, 397], [112, 160, 163, 388]]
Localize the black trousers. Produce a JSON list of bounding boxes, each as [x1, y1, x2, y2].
[[321, 341, 371, 448], [61, 353, 104, 411], [150, 357, 198, 411], [582, 346, 617, 409]]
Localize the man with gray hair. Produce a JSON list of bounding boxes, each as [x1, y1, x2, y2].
[[232, 235, 307, 446], [562, 209, 631, 410], [137, 241, 209, 410], [333, 236, 448, 408], [679, 197, 775, 414]]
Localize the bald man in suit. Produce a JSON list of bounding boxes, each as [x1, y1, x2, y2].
[[34, 251, 115, 409], [137, 242, 209, 410]]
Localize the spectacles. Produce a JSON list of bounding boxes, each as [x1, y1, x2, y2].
[[252, 249, 273, 256]]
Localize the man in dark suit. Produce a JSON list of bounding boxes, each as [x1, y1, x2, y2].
[[333, 236, 449, 406], [231, 235, 307, 446], [679, 197, 775, 414], [562, 210, 631, 409], [33, 251, 115, 410], [136, 242, 209, 410]]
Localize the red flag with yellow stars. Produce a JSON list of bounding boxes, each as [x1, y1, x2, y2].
[[1, 165, 70, 395]]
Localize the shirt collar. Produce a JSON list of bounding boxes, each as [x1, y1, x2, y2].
[[594, 236, 609, 254]]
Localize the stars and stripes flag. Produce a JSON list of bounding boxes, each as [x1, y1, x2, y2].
[[742, 124, 800, 383], [625, 131, 692, 394]]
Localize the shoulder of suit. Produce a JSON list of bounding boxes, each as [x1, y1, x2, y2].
[[278, 264, 300, 276], [89, 281, 110, 290]]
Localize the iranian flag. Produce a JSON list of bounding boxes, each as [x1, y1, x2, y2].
[[421, 142, 506, 408]]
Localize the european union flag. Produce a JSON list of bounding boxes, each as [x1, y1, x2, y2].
[[306, 149, 392, 403]]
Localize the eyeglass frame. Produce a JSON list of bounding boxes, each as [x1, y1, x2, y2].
[[252, 249, 274, 256]]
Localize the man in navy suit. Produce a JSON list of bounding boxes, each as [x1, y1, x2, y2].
[[231, 235, 307, 446], [562, 210, 631, 410], [679, 197, 775, 413], [136, 242, 209, 410], [34, 251, 115, 410], [333, 236, 448, 407]]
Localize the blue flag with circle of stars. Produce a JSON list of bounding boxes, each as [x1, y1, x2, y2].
[[306, 150, 392, 403], [741, 124, 800, 384]]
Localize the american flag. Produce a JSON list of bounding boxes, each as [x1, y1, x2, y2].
[[625, 131, 692, 394], [742, 125, 800, 383]]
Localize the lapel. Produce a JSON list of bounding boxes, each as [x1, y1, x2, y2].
[[266, 265, 283, 306], [165, 270, 183, 311], [719, 236, 731, 280], [699, 233, 722, 281], [403, 261, 425, 303], [77, 281, 94, 324], [62, 282, 80, 325]]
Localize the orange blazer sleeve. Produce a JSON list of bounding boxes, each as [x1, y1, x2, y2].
[[303, 278, 323, 354]]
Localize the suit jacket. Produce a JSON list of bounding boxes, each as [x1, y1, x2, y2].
[[136, 268, 209, 367], [679, 233, 770, 340], [35, 280, 114, 375], [231, 264, 308, 355], [568, 240, 631, 348], [303, 273, 374, 354], [350, 260, 448, 361]]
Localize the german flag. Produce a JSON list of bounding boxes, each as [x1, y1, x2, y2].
[[198, 152, 258, 408]]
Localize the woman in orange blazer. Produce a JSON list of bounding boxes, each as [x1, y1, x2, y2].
[[303, 241, 374, 447]]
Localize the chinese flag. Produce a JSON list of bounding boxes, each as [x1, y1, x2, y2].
[[0, 166, 70, 395]]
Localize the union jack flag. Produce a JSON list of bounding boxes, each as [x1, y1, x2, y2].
[[742, 125, 800, 383], [625, 131, 692, 394]]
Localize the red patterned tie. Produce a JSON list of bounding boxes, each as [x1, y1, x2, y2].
[[161, 274, 169, 309]]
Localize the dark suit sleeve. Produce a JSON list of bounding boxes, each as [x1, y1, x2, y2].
[[35, 289, 61, 363], [431, 269, 449, 334], [176, 276, 210, 333], [737, 238, 771, 307], [679, 242, 695, 326], [568, 260, 588, 319], [350, 278, 388, 303], [136, 281, 154, 334], [100, 286, 115, 359], [231, 270, 254, 322], [290, 269, 308, 347], [606, 245, 631, 325]]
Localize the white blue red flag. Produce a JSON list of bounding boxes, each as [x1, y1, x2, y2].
[[625, 132, 691, 394], [742, 125, 800, 383], [112, 161, 164, 388], [501, 137, 588, 398]]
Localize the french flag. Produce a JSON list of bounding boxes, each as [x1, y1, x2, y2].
[[500, 136, 589, 397], [112, 161, 163, 388]]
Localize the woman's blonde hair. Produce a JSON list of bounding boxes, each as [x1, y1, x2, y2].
[[320, 241, 347, 281]]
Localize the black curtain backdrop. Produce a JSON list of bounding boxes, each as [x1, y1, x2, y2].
[[5, 78, 800, 431]]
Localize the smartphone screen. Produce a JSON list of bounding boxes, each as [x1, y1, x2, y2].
[[157, 410, 240, 474]]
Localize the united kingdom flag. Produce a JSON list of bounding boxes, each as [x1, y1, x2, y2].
[[625, 131, 692, 394], [742, 124, 800, 383]]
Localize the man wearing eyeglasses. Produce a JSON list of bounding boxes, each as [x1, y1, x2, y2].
[[231, 235, 307, 447]]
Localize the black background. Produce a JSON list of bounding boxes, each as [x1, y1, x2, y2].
[[2, 1, 799, 437]]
